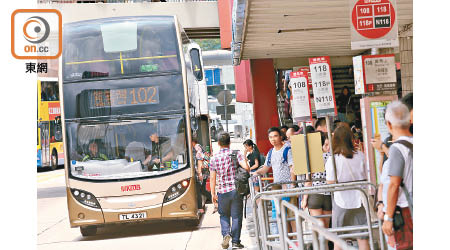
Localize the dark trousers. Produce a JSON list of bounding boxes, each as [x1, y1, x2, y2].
[[196, 178, 211, 209], [218, 189, 243, 244]]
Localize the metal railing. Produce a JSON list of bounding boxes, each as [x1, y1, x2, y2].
[[248, 176, 385, 250]]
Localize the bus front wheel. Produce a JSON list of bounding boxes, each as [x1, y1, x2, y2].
[[50, 150, 58, 170], [80, 225, 97, 236]]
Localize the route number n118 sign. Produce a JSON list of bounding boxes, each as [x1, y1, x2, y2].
[[289, 70, 312, 122], [309, 56, 337, 117]]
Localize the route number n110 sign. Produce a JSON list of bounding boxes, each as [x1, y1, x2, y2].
[[309, 56, 337, 117], [289, 70, 312, 122]]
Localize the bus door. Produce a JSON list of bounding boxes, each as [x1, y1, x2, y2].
[[40, 122, 50, 166]]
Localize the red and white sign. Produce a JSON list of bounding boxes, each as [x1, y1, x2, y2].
[[289, 70, 312, 122], [293, 66, 312, 85], [309, 56, 337, 117], [48, 102, 61, 120], [350, 0, 399, 50]]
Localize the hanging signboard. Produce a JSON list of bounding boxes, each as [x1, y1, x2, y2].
[[309, 56, 337, 117], [289, 70, 312, 122], [293, 66, 312, 85], [353, 54, 397, 95], [350, 0, 399, 50]]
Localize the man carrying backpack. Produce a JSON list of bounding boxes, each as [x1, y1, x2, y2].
[[210, 132, 249, 249], [380, 101, 413, 250], [252, 127, 297, 234]]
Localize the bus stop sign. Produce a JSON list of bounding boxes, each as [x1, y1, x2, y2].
[[350, 0, 399, 50]]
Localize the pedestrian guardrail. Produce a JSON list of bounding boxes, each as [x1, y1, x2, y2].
[[248, 176, 385, 250]]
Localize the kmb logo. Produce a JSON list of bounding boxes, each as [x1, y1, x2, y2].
[[11, 9, 62, 59], [121, 185, 141, 192]]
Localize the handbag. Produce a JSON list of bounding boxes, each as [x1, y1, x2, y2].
[[393, 206, 404, 230]]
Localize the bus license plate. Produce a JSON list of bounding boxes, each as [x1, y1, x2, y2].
[[119, 212, 147, 221]]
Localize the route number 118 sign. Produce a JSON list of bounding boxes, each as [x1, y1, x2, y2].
[[289, 70, 312, 122], [309, 56, 337, 117]]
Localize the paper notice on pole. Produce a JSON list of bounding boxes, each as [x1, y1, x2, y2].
[[289, 71, 312, 122], [364, 55, 396, 84], [309, 56, 337, 117], [291, 132, 325, 175], [353, 55, 365, 94]]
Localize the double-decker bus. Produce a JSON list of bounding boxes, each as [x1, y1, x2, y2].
[[61, 16, 210, 236], [38, 78, 64, 170]]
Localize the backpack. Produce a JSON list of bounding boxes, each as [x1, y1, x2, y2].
[[266, 146, 291, 166], [393, 140, 413, 218], [230, 150, 250, 197]]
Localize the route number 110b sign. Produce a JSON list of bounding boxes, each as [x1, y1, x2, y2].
[[309, 56, 337, 117]]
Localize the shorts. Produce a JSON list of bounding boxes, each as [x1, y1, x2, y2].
[[332, 199, 368, 239], [307, 194, 332, 211]]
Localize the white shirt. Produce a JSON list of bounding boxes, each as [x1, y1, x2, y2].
[[264, 143, 293, 183], [326, 151, 367, 209]]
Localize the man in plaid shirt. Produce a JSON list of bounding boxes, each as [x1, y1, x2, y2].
[[210, 132, 249, 249]]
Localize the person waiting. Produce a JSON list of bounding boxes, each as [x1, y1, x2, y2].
[[325, 126, 369, 250]]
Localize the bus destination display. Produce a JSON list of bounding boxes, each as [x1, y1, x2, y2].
[[91, 86, 160, 108]]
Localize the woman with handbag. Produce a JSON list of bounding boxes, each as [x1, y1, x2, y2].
[[325, 126, 370, 250]]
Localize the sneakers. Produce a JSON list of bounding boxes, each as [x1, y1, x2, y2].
[[232, 242, 245, 249], [221, 235, 231, 249]]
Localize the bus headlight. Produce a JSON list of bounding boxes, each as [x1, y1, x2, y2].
[[70, 188, 101, 209], [163, 178, 190, 203]]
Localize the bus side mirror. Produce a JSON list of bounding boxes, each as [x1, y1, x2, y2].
[[189, 48, 203, 81]]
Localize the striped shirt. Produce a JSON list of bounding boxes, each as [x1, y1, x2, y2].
[[210, 148, 244, 194]]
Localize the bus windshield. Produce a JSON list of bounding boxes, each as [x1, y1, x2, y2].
[[66, 116, 188, 181], [63, 16, 181, 82]]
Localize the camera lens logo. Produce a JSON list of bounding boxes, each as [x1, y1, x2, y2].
[[23, 16, 50, 44]]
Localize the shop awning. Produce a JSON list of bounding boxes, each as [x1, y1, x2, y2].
[[232, 0, 413, 65]]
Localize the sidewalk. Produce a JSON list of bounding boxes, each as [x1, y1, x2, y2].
[[186, 203, 257, 250]]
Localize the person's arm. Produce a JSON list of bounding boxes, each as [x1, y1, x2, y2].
[[377, 183, 385, 220], [253, 165, 270, 176], [196, 159, 203, 179], [161, 150, 174, 163], [143, 154, 152, 165], [239, 159, 250, 172], [382, 146, 405, 235], [381, 143, 389, 157], [210, 170, 217, 203], [378, 152, 385, 173], [250, 158, 260, 171], [383, 176, 401, 236]]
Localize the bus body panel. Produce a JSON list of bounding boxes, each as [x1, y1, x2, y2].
[[161, 176, 197, 219], [62, 16, 206, 231], [68, 160, 191, 196], [67, 187, 105, 228], [38, 78, 63, 169]]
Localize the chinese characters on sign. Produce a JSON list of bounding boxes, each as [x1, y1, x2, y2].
[[350, 0, 399, 50], [289, 70, 312, 122], [352, 54, 397, 95], [309, 56, 337, 117], [25, 62, 48, 73], [91, 87, 160, 109]]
